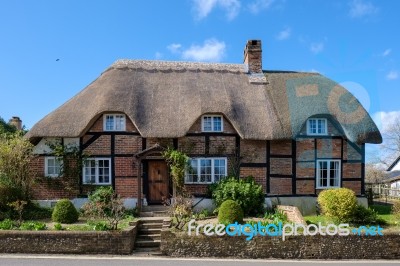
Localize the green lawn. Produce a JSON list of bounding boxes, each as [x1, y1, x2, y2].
[[304, 204, 399, 231]]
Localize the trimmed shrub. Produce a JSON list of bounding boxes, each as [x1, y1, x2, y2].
[[218, 200, 244, 225], [52, 199, 79, 224], [211, 176, 264, 216], [317, 188, 357, 222]]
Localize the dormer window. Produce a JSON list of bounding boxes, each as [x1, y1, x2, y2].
[[307, 118, 327, 135], [202, 115, 223, 132], [104, 114, 126, 131]]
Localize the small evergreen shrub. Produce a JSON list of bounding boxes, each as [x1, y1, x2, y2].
[[211, 176, 264, 216], [54, 223, 63, 230], [0, 184, 23, 210], [317, 188, 357, 222], [51, 199, 79, 224], [350, 205, 381, 225], [218, 200, 244, 225]]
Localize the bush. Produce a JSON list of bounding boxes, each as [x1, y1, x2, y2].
[[317, 188, 357, 222], [218, 200, 244, 225], [211, 176, 264, 216], [54, 223, 63, 230], [0, 218, 14, 230], [87, 221, 110, 231], [82, 186, 125, 230], [168, 195, 193, 230], [23, 202, 52, 220], [52, 199, 79, 224], [264, 208, 288, 225], [392, 200, 400, 218], [0, 184, 23, 210], [19, 221, 46, 231], [350, 205, 381, 225]]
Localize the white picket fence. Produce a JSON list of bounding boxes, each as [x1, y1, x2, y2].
[[368, 184, 400, 199]]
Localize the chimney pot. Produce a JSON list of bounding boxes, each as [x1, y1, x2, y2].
[[244, 40, 262, 74]]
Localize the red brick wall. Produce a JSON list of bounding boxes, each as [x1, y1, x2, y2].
[[269, 178, 292, 195], [317, 139, 341, 158], [115, 178, 137, 198], [115, 135, 142, 154], [270, 140, 292, 155], [209, 136, 236, 154], [240, 140, 266, 163], [296, 180, 315, 194], [178, 136, 205, 154], [270, 158, 292, 176], [83, 135, 111, 155], [342, 181, 361, 194]]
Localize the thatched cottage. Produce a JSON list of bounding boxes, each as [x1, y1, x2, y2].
[[27, 40, 381, 214]]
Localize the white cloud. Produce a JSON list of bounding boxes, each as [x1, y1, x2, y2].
[[167, 43, 182, 54], [382, 48, 391, 57], [349, 0, 378, 18], [181, 39, 226, 62], [310, 42, 324, 54], [192, 0, 240, 20], [248, 0, 275, 14], [386, 70, 399, 80], [372, 111, 400, 133], [276, 27, 291, 41]]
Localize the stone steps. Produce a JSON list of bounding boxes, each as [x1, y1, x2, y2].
[[134, 217, 165, 250]]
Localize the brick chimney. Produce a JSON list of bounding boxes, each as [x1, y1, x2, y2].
[[244, 40, 262, 74], [9, 116, 22, 130]]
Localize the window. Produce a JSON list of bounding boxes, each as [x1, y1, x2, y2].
[[186, 158, 227, 184], [45, 157, 62, 177], [316, 160, 341, 189], [202, 115, 223, 132], [307, 118, 327, 135], [103, 114, 126, 131], [83, 158, 111, 185]]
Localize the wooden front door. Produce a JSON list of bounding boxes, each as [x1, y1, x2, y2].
[[147, 161, 169, 203]]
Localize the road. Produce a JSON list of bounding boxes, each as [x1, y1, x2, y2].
[[0, 255, 399, 266]]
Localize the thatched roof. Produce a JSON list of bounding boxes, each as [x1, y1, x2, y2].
[[26, 60, 382, 144]]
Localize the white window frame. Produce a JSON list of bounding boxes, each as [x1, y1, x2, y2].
[[83, 158, 112, 185], [316, 159, 341, 189], [201, 115, 224, 132], [307, 118, 328, 136], [185, 157, 227, 184], [103, 114, 126, 131], [44, 156, 63, 177]]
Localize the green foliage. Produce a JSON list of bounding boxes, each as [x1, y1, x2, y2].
[[23, 203, 53, 220], [87, 220, 110, 231], [0, 219, 15, 230], [350, 205, 382, 225], [317, 188, 358, 223], [19, 221, 46, 231], [392, 200, 400, 219], [54, 223, 63, 230], [169, 195, 193, 230], [193, 208, 211, 220], [52, 199, 79, 224], [0, 132, 36, 199], [0, 117, 17, 134], [264, 209, 289, 225], [162, 148, 189, 195], [82, 186, 125, 230], [0, 183, 23, 210], [218, 199, 244, 225], [8, 200, 27, 227], [211, 176, 264, 216]]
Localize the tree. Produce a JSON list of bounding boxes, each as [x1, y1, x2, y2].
[[365, 163, 386, 184], [376, 117, 400, 167], [0, 117, 17, 134], [0, 132, 36, 199]]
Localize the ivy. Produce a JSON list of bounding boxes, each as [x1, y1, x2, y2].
[[162, 147, 189, 196]]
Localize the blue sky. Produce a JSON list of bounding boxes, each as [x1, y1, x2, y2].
[[0, 0, 399, 161]]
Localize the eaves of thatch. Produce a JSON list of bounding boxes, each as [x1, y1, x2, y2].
[[26, 60, 382, 144]]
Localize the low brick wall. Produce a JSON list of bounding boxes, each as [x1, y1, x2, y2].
[[0, 225, 137, 255], [161, 230, 400, 259]]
